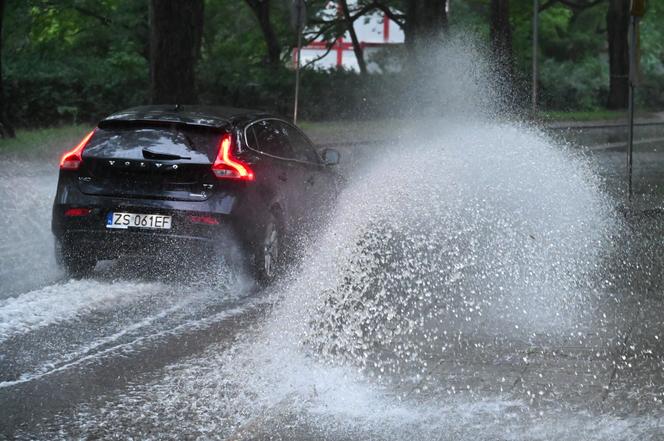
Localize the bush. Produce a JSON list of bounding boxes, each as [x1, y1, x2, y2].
[[5, 52, 149, 128], [198, 62, 405, 121], [538, 56, 609, 111]]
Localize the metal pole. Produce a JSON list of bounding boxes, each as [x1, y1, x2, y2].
[[293, 2, 303, 125], [532, 0, 539, 114], [294, 31, 302, 124], [627, 15, 638, 200]]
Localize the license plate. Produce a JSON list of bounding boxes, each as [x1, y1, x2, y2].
[[106, 212, 172, 230]]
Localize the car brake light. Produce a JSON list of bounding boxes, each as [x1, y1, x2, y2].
[[60, 130, 96, 170], [187, 215, 220, 225], [212, 133, 254, 181], [64, 208, 91, 217]]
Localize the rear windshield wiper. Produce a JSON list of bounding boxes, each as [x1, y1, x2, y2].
[[142, 149, 191, 160]]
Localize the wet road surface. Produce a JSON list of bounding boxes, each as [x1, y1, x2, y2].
[[1, 121, 664, 440]]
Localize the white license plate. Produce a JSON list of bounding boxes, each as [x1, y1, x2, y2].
[[106, 212, 172, 230]]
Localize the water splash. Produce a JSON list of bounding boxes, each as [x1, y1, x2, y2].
[[268, 118, 618, 386]]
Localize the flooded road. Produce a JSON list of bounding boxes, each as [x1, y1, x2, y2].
[[1, 119, 664, 441]]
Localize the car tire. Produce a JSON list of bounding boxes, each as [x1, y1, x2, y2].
[[55, 239, 96, 278], [254, 213, 282, 285]]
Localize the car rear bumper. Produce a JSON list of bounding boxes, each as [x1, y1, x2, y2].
[[52, 174, 276, 260], [57, 228, 237, 260], [52, 193, 258, 260]]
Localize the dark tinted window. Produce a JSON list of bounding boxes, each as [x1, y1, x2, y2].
[[84, 125, 217, 161], [285, 124, 319, 163], [248, 120, 294, 159]]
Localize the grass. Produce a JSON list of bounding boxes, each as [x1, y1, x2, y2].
[[0, 125, 92, 158], [299, 119, 401, 144], [539, 109, 638, 122], [0, 122, 375, 156]]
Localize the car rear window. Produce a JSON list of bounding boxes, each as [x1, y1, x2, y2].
[[85, 123, 222, 161]]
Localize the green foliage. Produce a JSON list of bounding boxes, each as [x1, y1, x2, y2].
[[516, 1, 612, 110], [539, 56, 609, 110], [6, 50, 148, 126], [3, 0, 149, 127], [637, 0, 664, 108], [3, 0, 664, 128], [449, 0, 490, 39], [452, 0, 664, 111]]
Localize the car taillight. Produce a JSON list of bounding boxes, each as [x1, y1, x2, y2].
[[212, 133, 254, 181], [60, 130, 96, 170], [64, 208, 91, 217], [187, 215, 220, 225]]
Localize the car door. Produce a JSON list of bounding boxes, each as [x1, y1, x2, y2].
[[280, 121, 334, 224], [246, 120, 307, 228]]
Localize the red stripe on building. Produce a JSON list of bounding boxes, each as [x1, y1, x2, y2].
[[304, 41, 398, 50]]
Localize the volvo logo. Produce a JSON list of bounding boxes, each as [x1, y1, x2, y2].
[[106, 160, 176, 170]]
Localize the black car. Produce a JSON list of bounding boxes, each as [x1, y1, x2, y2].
[[52, 105, 341, 282]]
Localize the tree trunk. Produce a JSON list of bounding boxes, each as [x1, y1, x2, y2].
[[244, 0, 281, 67], [0, 0, 15, 138], [404, 0, 448, 58], [490, 0, 513, 80], [339, 0, 368, 75], [607, 0, 629, 109], [149, 0, 204, 105]]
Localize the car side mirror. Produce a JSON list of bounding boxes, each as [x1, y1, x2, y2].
[[321, 148, 340, 166]]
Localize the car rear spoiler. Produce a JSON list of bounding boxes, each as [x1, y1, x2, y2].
[[100, 111, 230, 130]]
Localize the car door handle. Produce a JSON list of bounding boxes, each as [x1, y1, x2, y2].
[[278, 174, 288, 182]]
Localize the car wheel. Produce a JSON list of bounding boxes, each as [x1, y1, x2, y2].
[[254, 214, 281, 284], [55, 239, 96, 278]]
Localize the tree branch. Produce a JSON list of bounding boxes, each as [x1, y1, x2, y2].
[[303, 1, 391, 46], [340, 0, 368, 74], [369, 1, 405, 28], [39, 1, 114, 26], [302, 36, 341, 69]]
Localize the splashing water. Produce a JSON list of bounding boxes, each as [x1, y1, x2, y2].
[[284, 120, 617, 379]]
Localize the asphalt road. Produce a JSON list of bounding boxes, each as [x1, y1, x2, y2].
[[1, 121, 664, 440]]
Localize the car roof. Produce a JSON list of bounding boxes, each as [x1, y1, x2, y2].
[[101, 105, 276, 129]]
